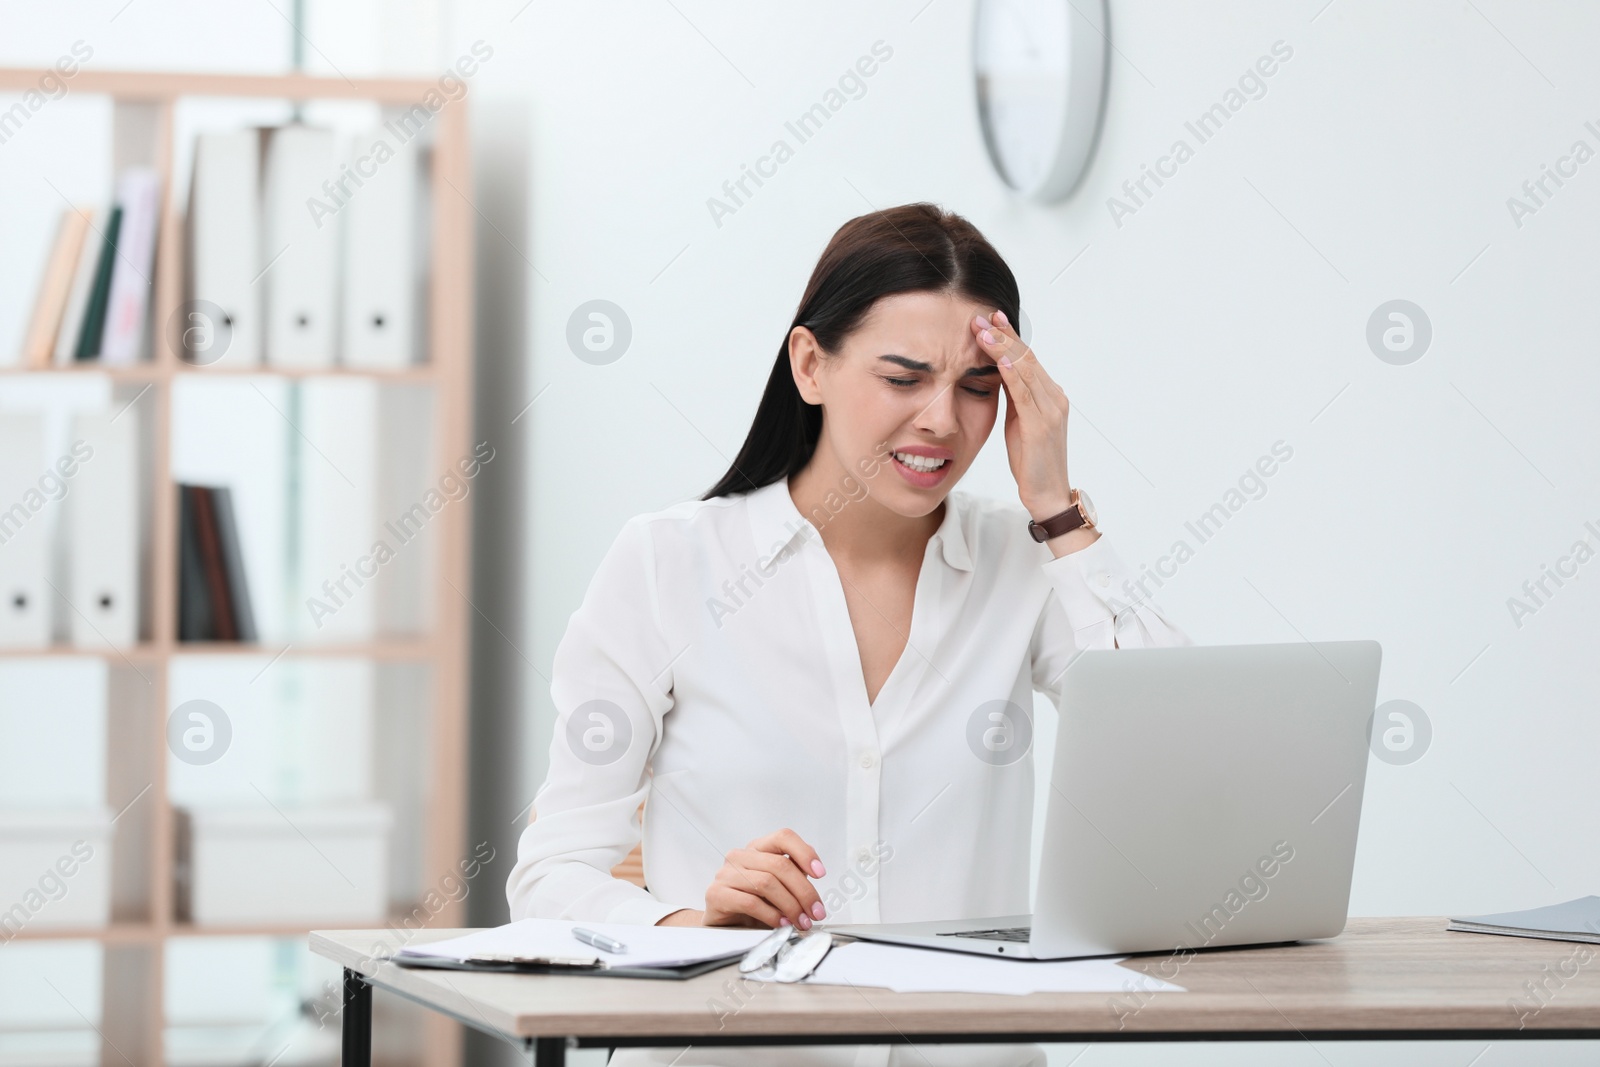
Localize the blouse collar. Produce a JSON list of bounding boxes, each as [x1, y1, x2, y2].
[[743, 475, 974, 573]]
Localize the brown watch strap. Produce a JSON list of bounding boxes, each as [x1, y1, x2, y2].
[[1028, 503, 1087, 542]]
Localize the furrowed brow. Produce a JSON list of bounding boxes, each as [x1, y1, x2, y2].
[[878, 354, 1000, 379]]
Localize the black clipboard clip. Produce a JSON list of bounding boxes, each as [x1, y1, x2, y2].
[[465, 952, 602, 968]]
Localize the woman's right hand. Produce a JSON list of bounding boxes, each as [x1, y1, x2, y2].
[[657, 828, 828, 929]]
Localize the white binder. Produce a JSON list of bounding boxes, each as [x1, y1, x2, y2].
[[66, 409, 140, 648], [99, 167, 162, 366], [187, 131, 262, 367], [0, 413, 51, 647], [261, 125, 339, 368], [341, 128, 419, 369]]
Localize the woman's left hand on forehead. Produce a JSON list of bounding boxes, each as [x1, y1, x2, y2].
[[971, 309, 1075, 521]]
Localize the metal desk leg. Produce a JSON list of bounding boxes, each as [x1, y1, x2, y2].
[[342, 968, 372, 1067], [533, 1037, 566, 1065]]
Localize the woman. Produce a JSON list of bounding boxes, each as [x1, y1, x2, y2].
[[507, 203, 1189, 1066]]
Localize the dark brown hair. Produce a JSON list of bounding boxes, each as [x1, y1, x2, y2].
[[701, 203, 1021, 499]]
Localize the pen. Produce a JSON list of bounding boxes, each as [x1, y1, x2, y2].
[[572, 927, 629, 954]]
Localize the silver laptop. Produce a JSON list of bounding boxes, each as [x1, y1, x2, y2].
[[831, 641, 1382, 960]]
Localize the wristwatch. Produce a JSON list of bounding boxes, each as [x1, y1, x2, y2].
[[1027, 488, 1097, 542]]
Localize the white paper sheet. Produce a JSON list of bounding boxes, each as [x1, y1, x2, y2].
[[394, 919, 771, 970], [761, 941, 1186, 996]]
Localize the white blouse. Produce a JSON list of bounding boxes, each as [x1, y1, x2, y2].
[[506, 478, 1189, 1066]]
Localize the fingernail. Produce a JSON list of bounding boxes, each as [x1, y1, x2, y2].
[[810, 859, 825, 877], [778, 916, 789, 926], [798, 914, 812, 929], [974, 314, 988, 328], [981, 329, 995, 344], [994, 310, 1009, 327], [811, 901, 825, 920], [1000, 354, 1012, 368]]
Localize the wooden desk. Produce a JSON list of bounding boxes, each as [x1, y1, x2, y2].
[[310, 918, 1600, 1065]]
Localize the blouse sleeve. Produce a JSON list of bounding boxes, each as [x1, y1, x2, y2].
[[505, 516, 684, 926], [1031, 534, 1192, 706]]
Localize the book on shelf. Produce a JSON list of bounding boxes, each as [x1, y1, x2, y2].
[[20, 125, 435, 371], [73, 204, 122, 361], [53, 206, 108, 366], [177, 483, 256, 642], [99, 167, 162, 365], [191, 485, 236, 641], [177, 485, 213, 641], [209, 486, 257, 642], [20, 207, 92, 368], [25, 166, 163, 367]]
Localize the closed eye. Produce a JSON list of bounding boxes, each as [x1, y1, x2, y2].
[[882, 375, 993, 399]]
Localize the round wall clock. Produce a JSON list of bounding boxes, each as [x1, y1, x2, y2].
[[973, 0, 1109, 202]]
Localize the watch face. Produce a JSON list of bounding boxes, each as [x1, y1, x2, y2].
[[1077, 489, 1096, 526]]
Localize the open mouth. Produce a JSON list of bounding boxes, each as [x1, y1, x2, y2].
[[889, 449, 954, 487], [892, 451, 949, 473]]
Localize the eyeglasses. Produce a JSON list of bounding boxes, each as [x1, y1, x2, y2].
[[738, 925, 836, 983]]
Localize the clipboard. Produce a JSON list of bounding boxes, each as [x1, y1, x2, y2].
[[390, 949, 744, 980], [384, 918, 770, 980]]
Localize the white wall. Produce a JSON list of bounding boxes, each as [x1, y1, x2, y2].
[[462, 0, 1600, 900], [455, 2, 1600, 1063]]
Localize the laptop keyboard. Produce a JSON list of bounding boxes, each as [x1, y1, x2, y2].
[[937, 926, 1032, 943]]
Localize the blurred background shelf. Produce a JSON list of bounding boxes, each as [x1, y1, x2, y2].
[[169, 641, 440, 660], [0, 365, 438, 381], [0, 640, 438, 660], [0, 68, 453, 103], [5, 913, 456, 942], [2, 923, 162, 945], [0, 63, 473, 1067], [0, 364, 165, 380]]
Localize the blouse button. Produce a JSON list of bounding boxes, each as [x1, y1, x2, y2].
[[1096, 573, 1110, 588], [859, 752, 876, 769]]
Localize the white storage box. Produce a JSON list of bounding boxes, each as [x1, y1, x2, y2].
[[0, 1028, 100, 1067], [0, 808, 113, 935], [174, 803, 391, 925]]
